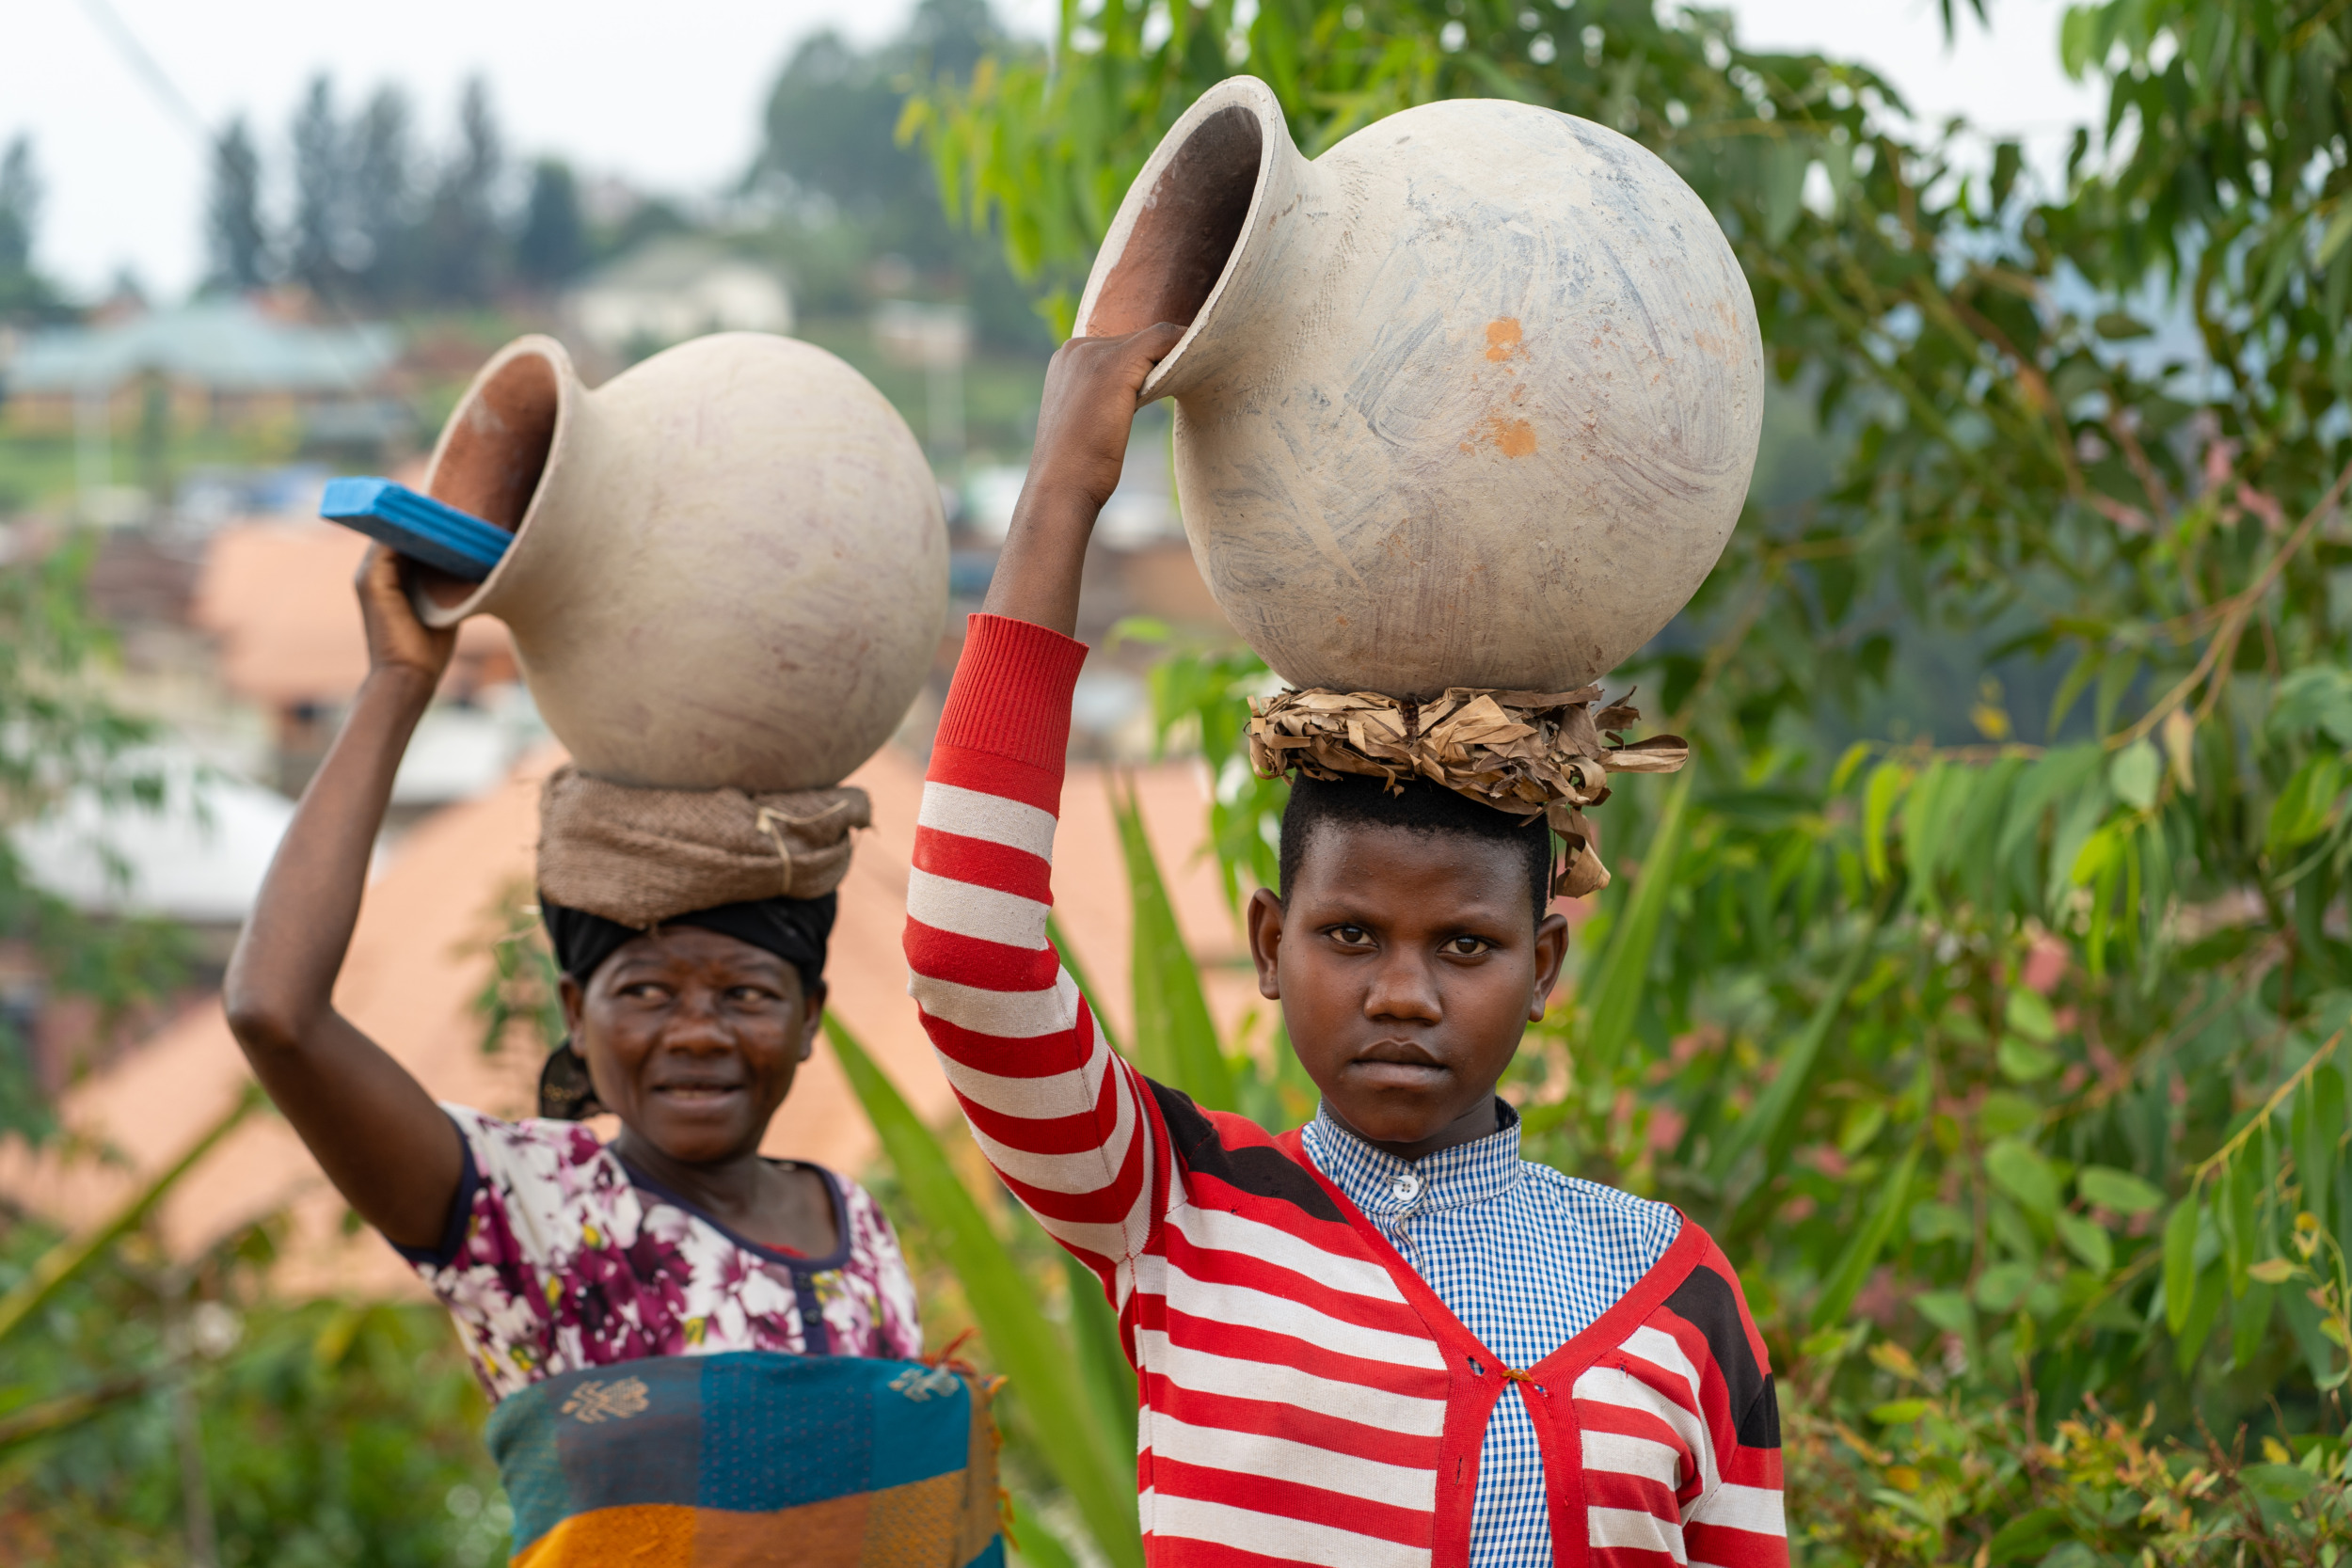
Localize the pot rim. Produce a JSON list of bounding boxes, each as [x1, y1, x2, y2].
[[413, 333, 578, 629], [1073, 73, 1288, 401]]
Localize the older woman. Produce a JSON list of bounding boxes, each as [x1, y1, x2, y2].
[[226, 550, 998, 1567]]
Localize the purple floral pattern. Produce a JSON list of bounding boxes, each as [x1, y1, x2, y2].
[[409, 1105, 923, 1401]]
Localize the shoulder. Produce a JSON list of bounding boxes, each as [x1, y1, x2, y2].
[[1150, 1079, 1347, 1227], [1519, 1163, 1683, 1254], [830, 1171, 901, 1247], [1636, 1218, 1777, 1421], [439, 1102, 620, 1194]]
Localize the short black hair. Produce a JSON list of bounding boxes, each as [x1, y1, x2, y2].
[[1278, 773, 1553, 925]]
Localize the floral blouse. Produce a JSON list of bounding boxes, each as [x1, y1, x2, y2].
[[399, 1104, 924, 1401]]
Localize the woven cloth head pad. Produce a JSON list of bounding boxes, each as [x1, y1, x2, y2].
[[535, 765, 871, 927]]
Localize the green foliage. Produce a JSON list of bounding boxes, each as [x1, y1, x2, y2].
[[0, 1199, 504, 1565], [0, 537, 189, 1139]]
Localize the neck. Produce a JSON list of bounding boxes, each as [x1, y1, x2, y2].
[[1327, 1094, 1501, 1162], [612, 1127, 775, 1221]]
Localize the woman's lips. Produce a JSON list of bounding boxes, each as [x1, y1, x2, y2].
[[1346, 1058, 1449, 1089], [651, 1083, 744, 1101]]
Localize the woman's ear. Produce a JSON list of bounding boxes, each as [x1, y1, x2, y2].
[[1529, 911, 1570, 1022], [1246, 887, 1287, 1001], [558, 973, 587, 1037], [797, 978, 829, 1061]]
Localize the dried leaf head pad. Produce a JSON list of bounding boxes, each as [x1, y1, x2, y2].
[[1245, 686, 1689, 897]]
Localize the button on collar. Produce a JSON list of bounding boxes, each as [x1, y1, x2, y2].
[[1391, 1169, 1422, 1203]]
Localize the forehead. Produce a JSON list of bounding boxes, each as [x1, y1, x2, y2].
[[598, 925, 791, 978], [1290, 818, 1531, 916]]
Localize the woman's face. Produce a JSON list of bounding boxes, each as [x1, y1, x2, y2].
[[557, 926, 825, 1165]]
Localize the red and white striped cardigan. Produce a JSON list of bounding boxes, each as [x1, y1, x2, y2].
[[903, 614, 1788, 1568]]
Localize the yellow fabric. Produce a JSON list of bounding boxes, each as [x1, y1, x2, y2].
[[508, 1472, 992, 1567]]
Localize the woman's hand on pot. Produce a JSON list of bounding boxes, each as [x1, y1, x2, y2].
[[354, 546, 458, 689], [1025, 322, 1186, 512]]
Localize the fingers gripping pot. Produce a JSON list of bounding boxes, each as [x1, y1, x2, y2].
[[1077, 76, 1763, 698], [410, 332, 948, 792]]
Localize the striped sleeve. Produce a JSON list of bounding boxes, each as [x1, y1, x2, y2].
[[1662, 1251, 1787, 1568], [902, 613, 1169, 1300]]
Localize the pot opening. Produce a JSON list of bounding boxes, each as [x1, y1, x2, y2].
[[418, 347, 560, 610], [1089, 104, 1263, 337]]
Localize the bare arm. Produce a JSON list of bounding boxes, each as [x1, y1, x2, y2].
[[223, 548, 464, 1250], [982, 322, 1186, 635]]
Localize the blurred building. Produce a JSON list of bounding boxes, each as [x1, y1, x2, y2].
[[0, 297, 403, 446], [191, 519, 532, 800], [564, 237, 793, 356]]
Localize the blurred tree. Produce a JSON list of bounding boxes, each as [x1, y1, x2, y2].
[[515, 159, 587, 290], [747, 0, 1049, 349], [203, 117, 269, 293], [0, 134, 58, 321], [288, 75, 348, 298], [420, 78, 505, 307], [345, 85, 419, 308]]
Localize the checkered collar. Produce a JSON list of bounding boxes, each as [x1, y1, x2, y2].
[[1302, 1098, 1525, 1218]]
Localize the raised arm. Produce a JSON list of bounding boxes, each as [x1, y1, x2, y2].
[[222, 547, 464, 1250], [904, 323, 1183, 1291]]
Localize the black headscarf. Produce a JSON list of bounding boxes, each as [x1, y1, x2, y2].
[[534, 892, 836, 1120]]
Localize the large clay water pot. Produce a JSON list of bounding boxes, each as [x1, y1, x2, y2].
[[1076, 76, 1762, 696], [409, 333, 946, 792]]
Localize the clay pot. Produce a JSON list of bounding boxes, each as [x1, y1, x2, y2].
[[412, 333, 946, 791], [1076, 76, 1762, 697]]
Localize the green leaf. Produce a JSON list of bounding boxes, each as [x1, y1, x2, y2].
[[1986, 1509, 2066, 1563], [825, 1015, 1143, 1565], [1062, 1249, 1139, 1459], [2109, 737, 2161, 810], [2246, 1257, 2297, 1285], [1996, 1036, 2061, 1083], [2004, 989, 2058, 1042], [1976, 1261, 2036, 1314], [1978, 1091, 2041, 1139], [1985, 1137, 2059, 1221], [1708, 895, 1887, 1183], [1914, 1290, 1974, 1335], [1046, 911, 1121, 1055], [2176, 1260, 2227, 1373], [2165, 1197, 2201, 1334], [2240, 1463, 2320, 1503], [2055, 1211, 2114, 1275], [2233, 1275, 2279, 1369], [2320, 206, 2352, 269], [1813, 1138, 1922, 1327], [1112, 780, 1236, 1114], [1007, 1493, 1082, 1568], [2079, 1165, 2165, 1215], [1862, 760, 1908, 884], [1868, 1398, 1931, 1425], [1582, 768, 1692, 1084], [2267, 753, 2347, 857]]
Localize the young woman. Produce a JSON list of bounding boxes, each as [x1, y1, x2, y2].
[[223, 546, 921, 1397]]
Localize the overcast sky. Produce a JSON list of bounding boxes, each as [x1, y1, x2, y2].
[[3, 0, 2101, 300]]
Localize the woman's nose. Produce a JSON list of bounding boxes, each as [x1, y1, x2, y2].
[[1362, 954, 1442, 1023]]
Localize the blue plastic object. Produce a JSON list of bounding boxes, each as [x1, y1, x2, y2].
[[320, 477, 513, 580]]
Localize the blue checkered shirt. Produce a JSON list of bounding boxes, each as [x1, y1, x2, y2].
[[1301, 1101, 1682, 1568]]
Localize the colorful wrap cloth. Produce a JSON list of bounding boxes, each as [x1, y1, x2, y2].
[[485, 1351, 1004, 1567]]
